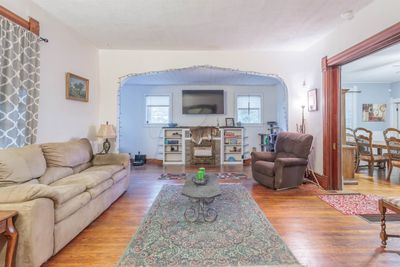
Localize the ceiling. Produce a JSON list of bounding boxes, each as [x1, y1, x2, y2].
[[32, 0, 372, 51], [342, 43, 400, 84], [121, 65, 284, 86]]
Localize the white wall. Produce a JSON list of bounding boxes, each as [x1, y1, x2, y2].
[[289, 0, 400, 171], [390, 81, 400, 98], [342, 83, 392, 131], [0, 0, 100, 144], [119, 84, 286, 159], [98, 50, 310, 160]]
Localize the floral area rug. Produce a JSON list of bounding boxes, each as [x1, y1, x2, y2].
[[117, 184, 301, 267], [158, 172, 248, 180], [319, 194, 395, 215]]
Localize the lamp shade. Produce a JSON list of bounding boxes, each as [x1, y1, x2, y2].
[[97, 122, 116, 139]]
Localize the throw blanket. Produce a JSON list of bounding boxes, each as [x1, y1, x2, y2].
[[190, 127, 219, 145]]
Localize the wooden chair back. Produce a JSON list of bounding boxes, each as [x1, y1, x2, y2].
[[383, 128, 400, 162], [354, 128, 374, 160]]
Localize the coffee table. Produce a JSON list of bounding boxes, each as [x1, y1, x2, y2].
[[181, 173, 221, 222]]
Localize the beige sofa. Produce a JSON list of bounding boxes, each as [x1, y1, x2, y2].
[[0, 139, 130, 267]]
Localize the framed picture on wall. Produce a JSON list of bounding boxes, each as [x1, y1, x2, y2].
[[362, 104, 386, 121], [66, 72, 89, 102], [308, 88, 318, 111], [225, 118, 235, 127]]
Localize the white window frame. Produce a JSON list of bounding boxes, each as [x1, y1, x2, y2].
[[235, 94, 263, 126], [144, 94, 172, 126]]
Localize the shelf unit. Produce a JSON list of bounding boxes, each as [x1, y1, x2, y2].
[[163, 127, 244, 165], [163, 128, 184, 165], [221, 128, 244, 165]]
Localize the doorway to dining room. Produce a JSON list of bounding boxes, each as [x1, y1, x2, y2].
[[341, 43, 400, 189]]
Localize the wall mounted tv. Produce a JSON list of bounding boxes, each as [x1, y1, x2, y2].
[[182, 90, 225, 114]]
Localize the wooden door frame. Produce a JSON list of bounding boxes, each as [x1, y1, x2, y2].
[[322, 22, 400, 190]]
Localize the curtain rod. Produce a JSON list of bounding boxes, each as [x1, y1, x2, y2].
[[39, 37, 49, 43]]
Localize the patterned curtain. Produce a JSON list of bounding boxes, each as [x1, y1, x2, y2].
[[0, 15, 40, 148]]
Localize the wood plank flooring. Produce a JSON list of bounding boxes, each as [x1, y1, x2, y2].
[[43, 165, 400, 267]]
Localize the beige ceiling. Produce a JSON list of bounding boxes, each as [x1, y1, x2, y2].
[[33, 0, 373, 51]]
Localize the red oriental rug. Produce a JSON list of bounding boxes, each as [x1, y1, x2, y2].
[[318, 194, 395, 215]]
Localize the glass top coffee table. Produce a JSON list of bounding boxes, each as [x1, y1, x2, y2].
[[181, 173, 221, 222]]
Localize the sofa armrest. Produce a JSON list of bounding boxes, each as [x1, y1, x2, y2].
[[0, 184, 84, 206], [92, 153, 130, 167], [0, 198, 54, 267]]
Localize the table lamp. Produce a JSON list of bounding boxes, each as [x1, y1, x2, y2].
[[97, 121, 116, 154]]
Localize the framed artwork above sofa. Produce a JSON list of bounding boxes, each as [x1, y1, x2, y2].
[[65, 72, 89, 102]]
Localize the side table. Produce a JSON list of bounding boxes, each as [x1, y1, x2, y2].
[[0, 211, 18, 267]]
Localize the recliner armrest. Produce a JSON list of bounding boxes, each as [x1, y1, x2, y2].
[[251, 152, 276, 163], [275, 157, 308, 168]]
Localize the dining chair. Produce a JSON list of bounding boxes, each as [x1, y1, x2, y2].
[[354, 127, 388, 176], [383, 128, 400, 179]]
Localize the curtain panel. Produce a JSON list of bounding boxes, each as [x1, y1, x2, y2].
[[0, 15, 40, 148]]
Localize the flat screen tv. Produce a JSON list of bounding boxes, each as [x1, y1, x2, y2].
[[182, 90, 224, 114]]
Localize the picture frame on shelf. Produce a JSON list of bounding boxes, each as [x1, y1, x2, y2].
[[225, 117, 235, 127], [66, 72, 89, 102], [308, 88, 318, 111]]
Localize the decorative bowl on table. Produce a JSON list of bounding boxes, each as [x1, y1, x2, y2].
[[192, 174, 209, 185]]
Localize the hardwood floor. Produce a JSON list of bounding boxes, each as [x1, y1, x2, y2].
[[43, 165, 400, 267]]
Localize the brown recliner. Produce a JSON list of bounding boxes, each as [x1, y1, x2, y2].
[[251, 132, 313, 190]]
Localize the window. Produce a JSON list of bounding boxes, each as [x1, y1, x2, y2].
[[236, 95, 262, 124], [145, 95, 171, 124]]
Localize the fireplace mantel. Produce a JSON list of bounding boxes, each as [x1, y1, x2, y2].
[[163, 127, 244, 166]]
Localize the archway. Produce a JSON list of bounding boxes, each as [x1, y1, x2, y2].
[[118, 65, 289, 161]]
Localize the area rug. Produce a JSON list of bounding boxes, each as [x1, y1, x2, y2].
[[117, 184, 301, 267], [319, 194, 395, 215], [158, 172, 248, 180]]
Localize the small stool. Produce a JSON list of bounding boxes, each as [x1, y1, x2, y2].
[[0, 211, 18, 267]]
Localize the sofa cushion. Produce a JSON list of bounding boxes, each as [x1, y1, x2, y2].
[[55, 192, 91, 223], [82, 165, 124, 176], [0, 183, 86, 205], [0, 144, 47, 187], [112, 169, 128, 184], [50, 171, 111, 189], [22, 179, 39, 185], [72, 162, 92, 174], [87, 179, 113, 199], [41, 138, 93, 168], [39, 167, 74, 185], [254, 161, 275, 177]]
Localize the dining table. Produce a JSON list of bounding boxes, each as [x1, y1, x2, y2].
[[346, 140, 387, 169]]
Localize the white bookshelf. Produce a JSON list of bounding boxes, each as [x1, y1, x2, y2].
[[163, 128, 185, 165], [221, 128, 244, 165]]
